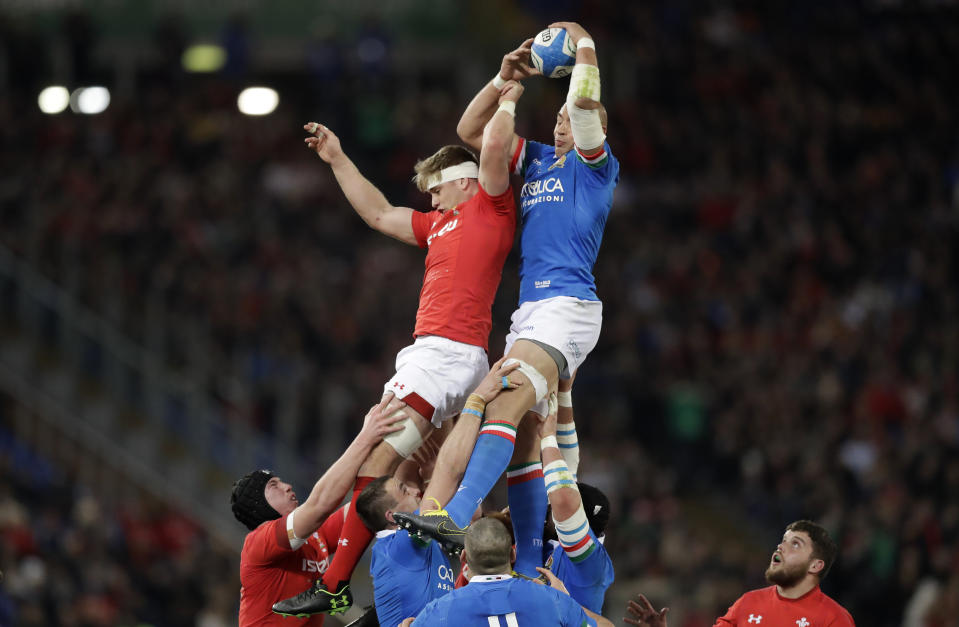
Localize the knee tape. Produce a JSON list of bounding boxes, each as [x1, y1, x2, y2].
[[382, 410, 425, 458], [503, 358, 548, 402]]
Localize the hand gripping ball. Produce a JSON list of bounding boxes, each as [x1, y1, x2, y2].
[[530, 27, 577, 79]]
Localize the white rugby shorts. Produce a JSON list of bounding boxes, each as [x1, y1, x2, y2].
[[384, 335, 489, 426], [503, 296, 603, 415]]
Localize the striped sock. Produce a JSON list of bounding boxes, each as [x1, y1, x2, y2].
[[507, 462, 547, 577], [556, 421, 580, 479], [443, 421, 517, 528]]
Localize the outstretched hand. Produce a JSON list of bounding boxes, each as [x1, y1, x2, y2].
[[624, 594, 669, 627], [498, 37, 541, 81], [303, 122, 344, 164], [473, 356, 523, 404]]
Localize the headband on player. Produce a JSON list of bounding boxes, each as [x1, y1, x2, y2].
[[422, 162, 479, 191]]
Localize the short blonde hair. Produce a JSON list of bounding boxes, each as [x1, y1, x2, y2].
[[412, 145, 478, 192]]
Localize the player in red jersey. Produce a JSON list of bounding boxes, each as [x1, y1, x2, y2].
[[625, 520, 856, 627], [232, 396, 406, 626], [273, 80, 524, 617]]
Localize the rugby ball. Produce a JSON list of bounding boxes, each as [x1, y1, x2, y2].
[[530, 28, 577, 79]]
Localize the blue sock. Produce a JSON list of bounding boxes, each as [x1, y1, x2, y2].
[[507, 461, 547, 577], [444, 421, 517, 528]]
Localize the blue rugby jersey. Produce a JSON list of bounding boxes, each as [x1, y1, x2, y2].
[[370, 528, 455, 627], [513, 138, 619, 305], [546, 531, 615, 614], [412, 574, 597, 626]]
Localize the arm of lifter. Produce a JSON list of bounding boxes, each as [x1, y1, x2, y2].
[[304, 122, 417, 245], [456, 39, 535, 154], [291, 396, 407, 538]]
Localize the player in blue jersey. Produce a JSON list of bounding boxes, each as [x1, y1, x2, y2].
[[399, 517, 613, 627], [415, 20, 618, 580], [352, 358, 523, 627]]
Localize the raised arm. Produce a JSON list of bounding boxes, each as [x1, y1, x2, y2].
[[303, 122, 417, 245], [548, 22, 607, 152], [457, 39, 536, 154], [290, 396, 407, 539], [479, 81, 523, 196], [538, 408, 582, 522]]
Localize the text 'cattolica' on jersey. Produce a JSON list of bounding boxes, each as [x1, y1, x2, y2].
[[520, 177, 565, 207]]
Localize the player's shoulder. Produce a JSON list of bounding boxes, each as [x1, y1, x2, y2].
[[240, 517, 286, 560], [523, 138, 554, 161], [738, 585, 777, 603], [819, 590, 855, 624]]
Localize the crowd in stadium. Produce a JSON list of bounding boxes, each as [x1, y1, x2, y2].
[[1, 1, 958, 625]]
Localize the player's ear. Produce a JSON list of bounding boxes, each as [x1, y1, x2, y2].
[[385, 510, 396, 525], [808, 558, 825, 576]]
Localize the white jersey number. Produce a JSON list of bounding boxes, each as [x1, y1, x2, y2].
[[487, 613, 519, 627]]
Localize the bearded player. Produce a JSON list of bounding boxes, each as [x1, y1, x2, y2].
[[625, 520, 856, 627]]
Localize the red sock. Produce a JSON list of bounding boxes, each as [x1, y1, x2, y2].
[[322, 475, 376, 591]]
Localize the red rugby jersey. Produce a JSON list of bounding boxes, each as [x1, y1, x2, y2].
[[410, 183, 516, 351], [714, 585, 855, 627], [238, 507, 346, 626]]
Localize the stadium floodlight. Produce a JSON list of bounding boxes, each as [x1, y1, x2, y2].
[[70, 86, 111, 114], [38, 86, 70, 114], [237, 87, 279, 116], [182, 44, 227, 73]]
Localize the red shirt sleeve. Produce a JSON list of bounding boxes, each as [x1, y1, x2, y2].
[[713, 594, 743, 626], [475, 181, 515, 216], [829, 607, 856, 626], [411, 210, 434, 249], [509, 137, 526, 175], [242, 517, 295, 566]]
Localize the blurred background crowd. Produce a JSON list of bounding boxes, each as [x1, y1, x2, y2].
[[1, 1, 958, 625]]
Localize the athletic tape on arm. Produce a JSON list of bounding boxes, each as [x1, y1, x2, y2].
[[382, 410, 425, 458], [566, 63, 605, 150], [286, 510, 307, 550]]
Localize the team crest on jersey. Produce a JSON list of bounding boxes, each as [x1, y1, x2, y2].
[[547, 154, 568, 171]]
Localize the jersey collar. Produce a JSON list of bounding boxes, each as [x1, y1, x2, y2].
[[469, 574, 512, 583]]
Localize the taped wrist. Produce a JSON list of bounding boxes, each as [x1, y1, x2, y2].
[[462, 393, 487, 419]]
